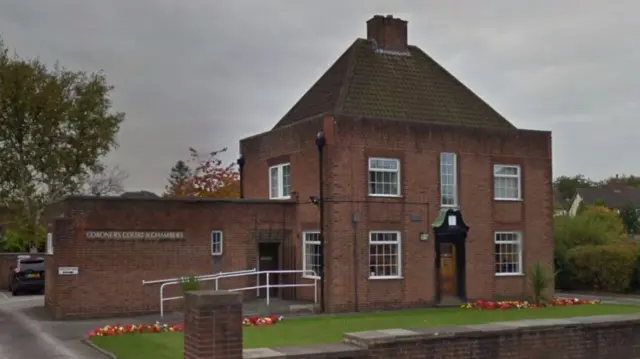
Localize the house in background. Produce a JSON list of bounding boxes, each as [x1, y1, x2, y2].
[[568, 186, 640, 216]]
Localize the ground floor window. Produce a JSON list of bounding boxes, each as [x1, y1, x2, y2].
[[369, 231, 401, 279], [302, 231, 321, 278], [211, 231, 223, 256], [494, 231, 522, 275]]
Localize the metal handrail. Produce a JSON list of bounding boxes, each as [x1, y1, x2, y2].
[[156, 269, 318, 317], [141, 268, 256, 285]]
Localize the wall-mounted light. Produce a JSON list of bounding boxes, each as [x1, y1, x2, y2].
[[419, 232, 429, 241]]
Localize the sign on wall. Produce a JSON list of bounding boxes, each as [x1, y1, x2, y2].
[[58, 267, 79, 275], [85, 231, 185, 241]]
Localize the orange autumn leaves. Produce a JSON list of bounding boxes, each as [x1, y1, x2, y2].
[[166, 147, 240, 199]]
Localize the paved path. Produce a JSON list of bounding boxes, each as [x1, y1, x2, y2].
[[557, 291, 640, 305], [0, 293, 102, 358]]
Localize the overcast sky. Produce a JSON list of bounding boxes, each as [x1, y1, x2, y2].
[[1, 1, 638, 193]]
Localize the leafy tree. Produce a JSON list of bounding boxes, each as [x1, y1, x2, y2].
[[164, 160, 193, 197], [618, 203, 639, 236], [553, 175, 596, 205], [599, 174, 640, 188], [188, 147, 239, 198], [0, 37, 124, 250], [81, 165, 128, 196]]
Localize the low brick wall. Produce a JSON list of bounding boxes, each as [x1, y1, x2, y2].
[[186, 290, 640, 359], [244, 314, 640, 359]]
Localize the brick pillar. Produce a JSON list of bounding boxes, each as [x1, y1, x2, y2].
[[184, 290, 243, 359]]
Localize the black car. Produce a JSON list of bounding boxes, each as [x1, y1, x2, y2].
[[9, 257, 45, 295]]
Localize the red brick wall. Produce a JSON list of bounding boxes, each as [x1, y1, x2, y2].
[[239, 115, 552, 312], [323, 116, 553, 312], [184, 292, 640, 359], [43, 197, 295, 319], [240, 115, 328, 301]]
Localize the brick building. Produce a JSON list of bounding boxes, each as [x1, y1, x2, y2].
[[43, 14, 552, 318]]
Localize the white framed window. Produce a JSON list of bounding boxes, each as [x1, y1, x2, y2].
[[368, 158, 401, 196], [368, 231, 402, 279], [494, 231, 522, 275], [440, 152, 458, 207], [302, 231, 321, 279], [269, 163, 291, 199], [211, 231, 223, 256], [494, 164, 521, 200]]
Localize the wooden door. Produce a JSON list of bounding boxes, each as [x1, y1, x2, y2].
[[439, 243, 457, 296]]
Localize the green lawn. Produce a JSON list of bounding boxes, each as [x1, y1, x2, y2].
[[91, 304, 640, 359]]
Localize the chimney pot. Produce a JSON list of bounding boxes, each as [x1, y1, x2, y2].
[[366, 14, 408, 53]]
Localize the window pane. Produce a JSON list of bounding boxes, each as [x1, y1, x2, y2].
[[440, 153, 457, 206], [303, 232, 321, 277], [270, 167, 279, 197], [368, 167, 400, 196], [494, 232, 521, 274], [495, 165, 518, 176], [282, 165, 291, 197], [369, 232, 400, 278]]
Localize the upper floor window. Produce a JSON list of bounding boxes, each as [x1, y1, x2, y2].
[[440, 153, 458, 207], [494, 164, 521, 201], [368, 158, 400, 196], [211, 231, 223, 256], [269, 163, 291, 199]]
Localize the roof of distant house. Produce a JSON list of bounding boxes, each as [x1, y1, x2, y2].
[[120, 191, 159, 198], [575, 187, 640, 208], [273, 15, 516, 131]]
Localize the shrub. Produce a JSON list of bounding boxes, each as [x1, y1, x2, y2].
[[527, 261, 557, 305], [565, 244, 636, 293], [554, 206, 626, 290], [180, 275, 201, 292]]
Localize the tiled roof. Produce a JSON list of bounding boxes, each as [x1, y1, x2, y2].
[[273, 38, 515, 130], [576, 187, 640, 208]]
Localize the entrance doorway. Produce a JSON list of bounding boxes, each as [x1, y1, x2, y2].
[[258, 243, 279, 298], [439, 243, 457, 297], [432, 208, 469, 303]]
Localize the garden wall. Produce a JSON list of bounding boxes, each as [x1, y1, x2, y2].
[[186, 290, 640, 359]]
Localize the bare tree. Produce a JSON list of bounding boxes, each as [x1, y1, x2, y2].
[[82, 165, 129, 196]]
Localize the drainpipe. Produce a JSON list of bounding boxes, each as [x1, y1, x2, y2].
[[315, 130, 326, 313], [237, 156, 245, 199]]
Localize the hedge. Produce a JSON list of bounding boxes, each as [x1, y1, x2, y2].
[[565, 243, 637, 293]]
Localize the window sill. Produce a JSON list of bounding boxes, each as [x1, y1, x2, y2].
[[367, 194, 403, 199], [369, 276, 403, 280], [211, 253, 223, 256], [270, 196, 292, 200], [440, 204, 459, 209], [494, 273, 524, 277], [494, 198, 523, 202]]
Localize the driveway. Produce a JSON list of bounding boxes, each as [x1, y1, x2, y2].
[[0, 292, 104, 358]]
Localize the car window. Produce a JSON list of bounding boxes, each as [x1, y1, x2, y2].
[[19, 260, 44, 271]]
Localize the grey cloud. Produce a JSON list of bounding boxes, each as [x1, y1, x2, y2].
[[1, 0, 640, 192]]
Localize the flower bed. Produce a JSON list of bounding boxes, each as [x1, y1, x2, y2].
[[462, 297, 601, 310], [87, 315, 284, 338]]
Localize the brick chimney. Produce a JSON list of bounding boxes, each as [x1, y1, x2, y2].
[[366, 15, 408, 53]]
